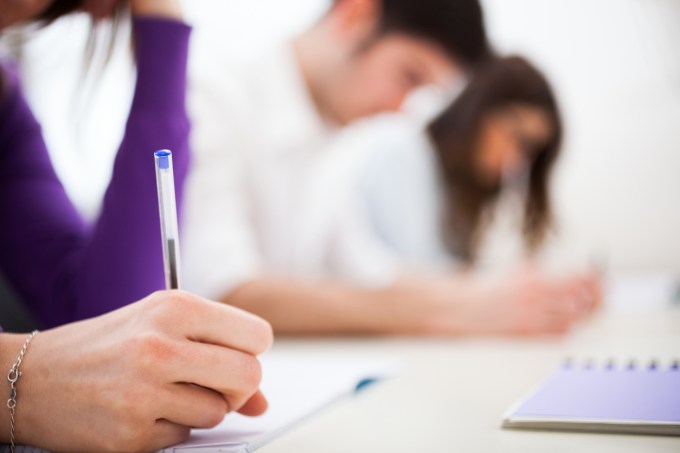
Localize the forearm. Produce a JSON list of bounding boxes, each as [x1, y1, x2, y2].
[[222, 277, 461, 336], [213, 270, 603, 337]]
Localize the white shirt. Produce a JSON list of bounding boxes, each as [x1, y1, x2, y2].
[[183, 44, 400, 297], [303, 116, 458, 280], [355, 119, 455, 269]]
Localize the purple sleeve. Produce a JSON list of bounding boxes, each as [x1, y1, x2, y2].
[[0, 17, 191, 328]]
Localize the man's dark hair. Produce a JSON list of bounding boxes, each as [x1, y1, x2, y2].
[[376, 0, 490, 67]]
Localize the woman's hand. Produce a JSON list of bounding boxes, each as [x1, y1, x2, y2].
[[418, 270, 602, 336], [129, 0, 183, 20], [461, 271, 602, 335], [79, 0, 184, 21], [1, 291, 273, 453]]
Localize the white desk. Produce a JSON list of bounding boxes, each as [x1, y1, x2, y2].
[[259, 307, 680, 453]]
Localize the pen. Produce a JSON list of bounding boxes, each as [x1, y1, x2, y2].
[[154, 149, 181, 290]]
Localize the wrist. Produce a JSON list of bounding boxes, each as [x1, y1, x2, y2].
[[0, 333, 37, 444], [417, 276, 490, 336], [131, 0, 183, 20], [373, 277, 457, 335]]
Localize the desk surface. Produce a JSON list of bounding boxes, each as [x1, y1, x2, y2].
[[259, 307, 680, 453]]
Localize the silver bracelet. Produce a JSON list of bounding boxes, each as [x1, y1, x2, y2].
[[7, 331, 38, 453]]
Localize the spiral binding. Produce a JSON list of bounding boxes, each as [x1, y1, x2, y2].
[[561, 357, 680, 371]]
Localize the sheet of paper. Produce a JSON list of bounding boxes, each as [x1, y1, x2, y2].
[[604, 272, 679, 313]]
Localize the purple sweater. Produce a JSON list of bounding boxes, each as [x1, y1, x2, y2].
[[0, 18, 191, 329]]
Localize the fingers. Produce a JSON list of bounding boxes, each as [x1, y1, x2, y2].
[[493, 270, 603, 336], [129, 0, 184, 19], [533, 276, 601, 332], [146, 420, 191, 452], [183, 300, 273, 355], [512, 282, 579, 335], [513, 308, 572, 336], [557, 274, 602, 318], [538, 310, 574, 334], [169, 342, 264, 413], [237, 390, 269, 417], [144, 387, 266, 453], [157, 383, 229, 429], [81, 0, 120, 21], [135, 292, 271, 423], [147, 291, 274, 356], [581, 273, 604, 309]]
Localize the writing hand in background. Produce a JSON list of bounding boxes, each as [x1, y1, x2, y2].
[[417, 268, 602, 336], [471, 269, 602, 335]]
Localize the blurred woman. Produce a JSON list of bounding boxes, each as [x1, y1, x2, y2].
[[1, 0, 190, 328], [364, 55, 563, 267], [0, 2, 271, 451]]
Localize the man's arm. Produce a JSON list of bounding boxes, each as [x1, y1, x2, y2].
[[222, 272, 601, 336], [222, 277, 445, 335]]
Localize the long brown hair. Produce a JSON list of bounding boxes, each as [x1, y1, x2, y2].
[[428, 55, 562, 264]]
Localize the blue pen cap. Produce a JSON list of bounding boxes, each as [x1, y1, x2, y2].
[[155, 149, 172, 169]]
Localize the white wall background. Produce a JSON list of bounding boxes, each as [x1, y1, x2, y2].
[[7, 0, 680, 276], [481, 0, 680, 274]]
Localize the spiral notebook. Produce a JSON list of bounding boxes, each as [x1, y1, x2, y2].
[[503, 359, 680, 436]]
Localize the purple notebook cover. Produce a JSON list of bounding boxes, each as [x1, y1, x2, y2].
[[512, 362, 680, 422]]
